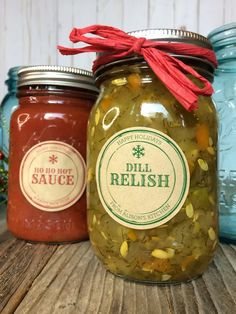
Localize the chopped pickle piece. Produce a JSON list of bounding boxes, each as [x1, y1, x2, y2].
[[162, 274, 172, 281], [192, 248, 202, 259], [151, 249, 169, 259], [127, 73, 141, 90], [193, 212, 199, 222], [101, 231, 108, 240], [91, 126, 95, 137], [198, 159, 209, 171], [186, 203, 194, 218], [112, 77, 127, 86], [151, 248, 175, 259], [212, 240, 218, 250], [209, 194, 215, 205], [193, 222, 200, 234], [166, 248, 175, 258], [120, 241, 128, 258], [127, 230, 137, 241], [94, 108, 100, 125], [208, 227, 216, 241], [209, 137, 213, 146], [87, 167, 93, 182], [207, 146, 215, 155], [92, 214, 97, 225]]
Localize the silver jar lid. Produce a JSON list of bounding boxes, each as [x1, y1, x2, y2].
[[18, 65, 98, 93], [95, 28, 215, 82], [128, 28, 213, 49]]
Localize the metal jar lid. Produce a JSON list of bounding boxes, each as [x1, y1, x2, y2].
[[95, 28, 215, 81], [18, 65, 98, 93], [129, 28, 212, 49]]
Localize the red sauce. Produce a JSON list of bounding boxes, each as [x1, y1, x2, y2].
[[7, 76, 97, 243]]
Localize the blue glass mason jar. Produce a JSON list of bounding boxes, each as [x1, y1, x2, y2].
[[208, 23, 236, 242], [0, 67, 20, 158]]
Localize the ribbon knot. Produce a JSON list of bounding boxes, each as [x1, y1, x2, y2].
[[58, 24, 217, 111], [131, 37, 146, 55]]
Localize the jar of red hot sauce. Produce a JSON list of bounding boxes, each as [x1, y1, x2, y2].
[[7, 66, 97, 243]]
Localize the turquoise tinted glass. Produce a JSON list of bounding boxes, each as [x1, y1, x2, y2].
[[208, 23, 236, 242], [0, 67, 20, 158]]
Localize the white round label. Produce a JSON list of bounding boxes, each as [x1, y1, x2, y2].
[[20, 141, 86, 212], [96, 127, 190, 229]]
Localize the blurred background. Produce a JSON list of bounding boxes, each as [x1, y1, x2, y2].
[[0, 0, 236, 101]]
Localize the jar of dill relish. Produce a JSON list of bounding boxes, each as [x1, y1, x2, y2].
[[87, 29, 218, 283]]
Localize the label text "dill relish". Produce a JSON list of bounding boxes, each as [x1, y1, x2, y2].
[[110, 163, 170, 187]]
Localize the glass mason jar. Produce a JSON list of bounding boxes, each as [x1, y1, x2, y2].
[[208, 23, 236, 242], [87, 30, 218, 283], [0, 67, 20, 158], [7, 66, 97, 243]]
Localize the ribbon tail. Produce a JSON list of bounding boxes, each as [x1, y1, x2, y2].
[[143, 50, 199, 111]]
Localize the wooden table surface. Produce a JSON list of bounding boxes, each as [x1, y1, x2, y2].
[[0, 222, 236, 314]]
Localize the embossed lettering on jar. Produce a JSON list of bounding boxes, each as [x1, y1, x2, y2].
[[7, 66, 97, 243], [87, 30, 218, 283]]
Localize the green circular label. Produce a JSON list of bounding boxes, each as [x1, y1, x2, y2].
[[96, 127, 190, 229]]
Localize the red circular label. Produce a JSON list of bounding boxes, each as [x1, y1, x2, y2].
[[19, 141, 86, 212]]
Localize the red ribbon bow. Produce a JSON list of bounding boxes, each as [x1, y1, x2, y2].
[[58, 25, 217, 111]]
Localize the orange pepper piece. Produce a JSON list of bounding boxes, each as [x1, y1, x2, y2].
[[101, 97, 113, 111], [142, 259, 171, 273], [196, 123, 209, 150], [127, 73, 141, 90], [127, 230, 137, 241]]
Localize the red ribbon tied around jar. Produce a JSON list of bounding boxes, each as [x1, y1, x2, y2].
[[58, 25, 217, 111]]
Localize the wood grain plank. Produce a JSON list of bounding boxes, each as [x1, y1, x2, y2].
[[31, 0, 58, 65], [21, 0, 33, 65], [157, 286, 175, 314], [0, 241, 235, 314], [80, 260, 107, 314], [71, 0, 97, 70], [221, 243, 236, 272], [143, 285, 162, 314], [224, 0, 236, 23], [123, 0, 148, 32], [192, 277, 218, 314], [74, 258, 102, 314], [170, 283, 187, 314], [213, 245, 236, 302], [57, 0, 74, 67], [174, 0, 198, 32], [97, 0, 123, 28], [0, 238, 25, 270], [14, 242, 93, 313], [202, 258, 236, 313], [122, 280, 136, 314], [4, 0, 24, 72], [135, 284, 149, 314], [0, 240, 57, 313], [52, 244, 95, 314], [181, 282, 200, 314], [198, 0, 225, 35], [149, 0, 175, 29]]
